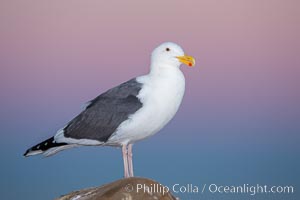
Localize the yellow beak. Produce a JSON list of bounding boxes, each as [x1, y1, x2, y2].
[[176, 55, 196, 67]]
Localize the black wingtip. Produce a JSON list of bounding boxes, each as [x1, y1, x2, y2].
[[23, 149, 30, 157], [23, 136, 68, 157]]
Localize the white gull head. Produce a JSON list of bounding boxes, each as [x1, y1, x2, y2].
[[150, 42, 195, 72]]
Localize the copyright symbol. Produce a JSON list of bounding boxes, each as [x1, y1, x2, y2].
[[124, 184, 134, 192]]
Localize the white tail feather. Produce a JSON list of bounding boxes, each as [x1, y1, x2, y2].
[[43, 144, 79, 157]]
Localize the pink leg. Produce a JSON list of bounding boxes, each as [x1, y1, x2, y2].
[[122, 145, 129, 178], [128, 144, 134, 177]]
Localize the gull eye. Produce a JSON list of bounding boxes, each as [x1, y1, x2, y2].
[[166, 48, 170, 51]]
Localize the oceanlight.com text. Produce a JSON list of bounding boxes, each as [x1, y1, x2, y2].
[[125, 183, 294, 196]]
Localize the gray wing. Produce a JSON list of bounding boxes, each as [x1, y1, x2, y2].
[[63, 78, 143, 142]]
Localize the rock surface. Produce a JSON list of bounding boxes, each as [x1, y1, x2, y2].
[[55, 177, 178, 200]]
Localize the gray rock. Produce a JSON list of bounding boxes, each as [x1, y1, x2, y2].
[[56, 177, 178, 200]]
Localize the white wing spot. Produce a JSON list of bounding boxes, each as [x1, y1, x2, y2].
[[44, 142, 48, 146], [36, 145, 40, 149]]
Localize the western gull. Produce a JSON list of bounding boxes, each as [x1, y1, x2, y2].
[[24, 42, 195, 178]]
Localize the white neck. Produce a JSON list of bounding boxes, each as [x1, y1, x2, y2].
[[149, 62, 181, 77]]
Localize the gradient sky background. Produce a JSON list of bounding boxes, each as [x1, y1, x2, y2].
[[0, 0, 299, 199]]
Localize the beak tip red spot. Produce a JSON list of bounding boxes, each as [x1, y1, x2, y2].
[[188, 63, 192, 67]]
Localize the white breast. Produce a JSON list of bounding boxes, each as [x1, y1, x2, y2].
[[107, 67, 185, 145]]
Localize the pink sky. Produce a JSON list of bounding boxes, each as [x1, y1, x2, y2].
[[0, 0, 299, 140]]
